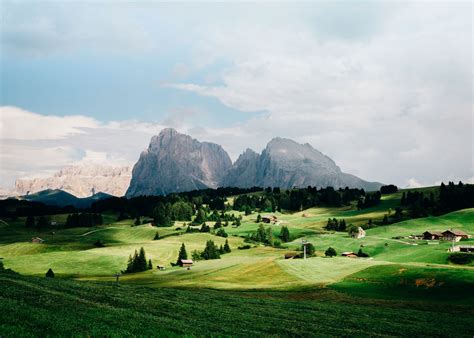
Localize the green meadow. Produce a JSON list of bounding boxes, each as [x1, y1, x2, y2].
[[1, 188, 473, 336]]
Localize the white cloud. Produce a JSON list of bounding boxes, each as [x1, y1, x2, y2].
[[169, 2, 473, 186], [406, 178, 423, 188], [0, 106, 99, 140]]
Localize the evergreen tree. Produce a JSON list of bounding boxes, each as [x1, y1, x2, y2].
[[223, 239, 231, 253], [265, 226, 274, 246], [256, 214, 262, 223], [153, 231, 160, 240], [214, 219, 222, 229], [216, 228, 228, 237], [153, 203, 173, 227], [176, 243, 188, 264], [194, 208, 207, 224], [138, 247, 147, 271], [201, 240, 220, 260], [279, 226, 290, 242], [45, 268, 55, 278], [147, 259, 153, 270], [382, 214, 389, 225], [235, 218, 241, 227], [126, 255, 133, 272], [256, 224, 266, 242], [25, 215, 35, 228], [134, 216, 141, 226], [325, 247, 337, 257]]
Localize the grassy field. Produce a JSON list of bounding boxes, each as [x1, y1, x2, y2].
[[1, 188, 473, 336], [1, 270, 473, 337]]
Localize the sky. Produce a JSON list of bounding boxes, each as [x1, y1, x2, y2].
[[0, 1, 472, 190]]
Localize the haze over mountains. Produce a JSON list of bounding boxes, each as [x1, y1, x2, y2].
[[126, 128, 381, 197]]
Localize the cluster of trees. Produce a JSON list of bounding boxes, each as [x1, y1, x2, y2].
[[234, 186, 367, 213], [380, 185, 398, 194], [25, 215, 51, 228], [357, 191, 382, 209], [325, 218, 347, 232], [177, 241, 231, 263], [400, 182, 473, 218], [246, 225, 291, 247], [325, 247, 337, 257], [66, 213, 103, 227], [124, 247, 152, 273]]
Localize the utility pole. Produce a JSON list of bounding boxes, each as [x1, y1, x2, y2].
[[302, 239, 308, 260], [114, 272, 121, 284]]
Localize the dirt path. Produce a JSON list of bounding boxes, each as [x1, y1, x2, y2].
[[78, 227, 120, 237]]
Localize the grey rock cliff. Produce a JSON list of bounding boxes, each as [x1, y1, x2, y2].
[[222, 137, 381, 191], [126, 128, 232, 197]]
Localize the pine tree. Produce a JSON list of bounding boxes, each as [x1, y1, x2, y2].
[[147, 259, 153, 270], [176, 243, 188, 264], [134, 216, 141, 226], [256, 214, 262, 223], [138, 247, 147, 271], [126, 254, 133, 272], [194, 208, 207, 224], [265, 226, 274, 246], [214, 219, 222, 229], [153, 231, 160, 240], [223, 239, 231, 253], [279, 226, 290, 242], [256, 224, 266, 242], [45, 268, 55, 278]]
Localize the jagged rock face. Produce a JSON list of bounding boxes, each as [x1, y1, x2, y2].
[[222, 138, 381, 191], [14, 165, 131, 198], [221, 148, 260, 188], [126, 128, 232, 197]]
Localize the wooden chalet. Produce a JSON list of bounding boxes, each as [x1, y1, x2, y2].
[[423, 231, 443, 240], [262, 215, 278, 224], [178, 259, 194, 267], [31, 237, 44, 244], [442, 230, 470, 242]]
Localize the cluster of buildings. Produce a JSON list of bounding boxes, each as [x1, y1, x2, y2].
[[422, 229, 470, 242]]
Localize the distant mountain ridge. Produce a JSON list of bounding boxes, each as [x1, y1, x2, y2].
[[126, 129, 382, 197], [14, 165, 131, 198], [18, 189, 113, 208]]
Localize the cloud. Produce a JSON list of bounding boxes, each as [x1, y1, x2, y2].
[[169, 2, 473, 185], [0, 106, 99, 140], [406, 178, 423, 188]]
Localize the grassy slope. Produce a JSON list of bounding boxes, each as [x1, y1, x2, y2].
[[1, 271, 473, 337]]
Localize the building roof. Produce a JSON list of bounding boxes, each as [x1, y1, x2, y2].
[[180, 259, 193, 264], [423, 231, 443, 236], [442, 229, 468, 236], [341, 252, 356, 256]]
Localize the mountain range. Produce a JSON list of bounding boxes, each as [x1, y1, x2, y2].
[[126, 128, 381, 197], [6, 128, 382, 201], [13, 165, 132, 198]]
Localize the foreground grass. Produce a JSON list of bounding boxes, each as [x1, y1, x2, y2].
[[1, 270, 473, 337]]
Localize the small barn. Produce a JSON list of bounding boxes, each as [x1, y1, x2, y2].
[[178, 259, 193, 267], [341, 252, 358, 258], [423, 231, 443, 240], [31, 237, 44, 244], [442, 230, 470, 242], [262, 215, 278, 224]]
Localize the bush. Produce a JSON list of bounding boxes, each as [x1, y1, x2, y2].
[[45, 268, 55, 278], [357, 248, 369, 257], [238, 245, 251, 250], [325, 247, 337, 257], [448, 253, 473, 265]]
